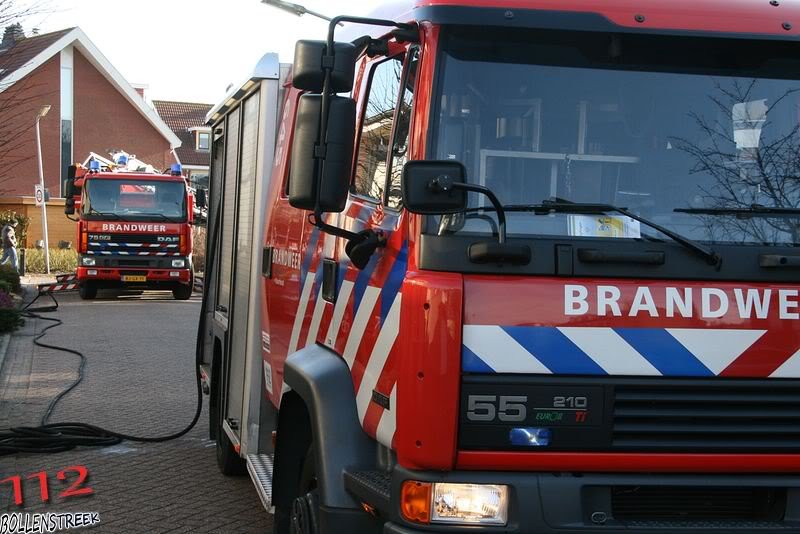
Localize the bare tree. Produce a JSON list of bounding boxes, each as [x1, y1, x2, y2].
[[0, 0, 56, 188], [671, 78, 800, 244]]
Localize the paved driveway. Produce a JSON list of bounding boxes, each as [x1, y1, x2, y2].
[[0, 289, 271, 533]]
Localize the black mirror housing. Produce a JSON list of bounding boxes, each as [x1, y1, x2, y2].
[[289, 94, 356, 213], [64, 198, 75, 215], [402, 160, 468, 215], [292, 40, 357, 93]]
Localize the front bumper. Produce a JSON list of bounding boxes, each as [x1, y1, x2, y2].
[[384, 466, 800, 533], [77, 266, 192, 286]]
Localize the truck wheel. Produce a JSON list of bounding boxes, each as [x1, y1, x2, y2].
[[275, 447, 318, 534], [172, 283, 193, 300], [78, 282, 97, 300]]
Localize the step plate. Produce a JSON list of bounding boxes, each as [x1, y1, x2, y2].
[[343, 469, 391, 513], [247, 454, 274, 513]]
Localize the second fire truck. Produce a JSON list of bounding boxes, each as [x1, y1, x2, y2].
[[65, 157, 197, 300]]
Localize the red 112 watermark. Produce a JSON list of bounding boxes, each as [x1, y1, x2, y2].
[[0, 466, 93, 507]]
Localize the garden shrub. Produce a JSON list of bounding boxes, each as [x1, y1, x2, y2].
[[0, 264, 21, 292], [0, 289, 22, 333], [23, 249, 78, 274]]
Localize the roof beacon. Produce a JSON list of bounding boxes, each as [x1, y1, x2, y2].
[[88, 160, 100, 172], [171, 163, 182, 176]]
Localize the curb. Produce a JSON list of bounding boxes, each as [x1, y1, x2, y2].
[[0, 332, 11, 381]]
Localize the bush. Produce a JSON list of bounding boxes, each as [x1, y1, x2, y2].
[[0, 264, 21, 292], [0, 210, 29, 248], [0, 290, 22, 332], [23, 249, 78, 274]]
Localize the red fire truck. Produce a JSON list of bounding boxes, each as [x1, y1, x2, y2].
[[65, 158, 197, 300], [200, 1, 800, 532]]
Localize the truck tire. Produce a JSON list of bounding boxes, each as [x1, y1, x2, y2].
[[275, 447, 318, 534], [78, 282, 97, 300], [172, 283, 193, 300]]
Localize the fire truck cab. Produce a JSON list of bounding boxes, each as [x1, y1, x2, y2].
[[201, 1, 800, 532], [66, 158, 196, 300]]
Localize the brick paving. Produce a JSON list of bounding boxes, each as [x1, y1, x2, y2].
[[0, 289, 272, 532]]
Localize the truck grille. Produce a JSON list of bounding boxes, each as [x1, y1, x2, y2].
[[612, 486, 786, 522], [613, 382, 800, 451], [87, 233, 181, 257]]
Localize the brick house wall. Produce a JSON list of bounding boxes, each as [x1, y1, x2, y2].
[[73, 50, 173, 174]]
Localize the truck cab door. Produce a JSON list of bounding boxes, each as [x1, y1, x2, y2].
[[323, 46, 419, 446]]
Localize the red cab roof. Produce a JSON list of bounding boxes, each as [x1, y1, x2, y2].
[[375, 0, 800, 37]]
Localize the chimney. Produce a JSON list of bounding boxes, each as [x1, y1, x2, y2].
[[131, 83, 148, 99], [1, 24, 25, 48]]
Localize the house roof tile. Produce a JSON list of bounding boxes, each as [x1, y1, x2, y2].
[[0, 27, 74, 81], [153, 100, 212, 167]]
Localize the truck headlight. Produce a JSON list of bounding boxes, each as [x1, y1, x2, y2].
[[171, 259, 185, 268], [432, 483, 508, 525], [400, 481, 509, 526], [81, 256, 96, 266]]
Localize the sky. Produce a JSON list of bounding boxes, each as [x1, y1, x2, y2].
[[16, 0, 365, 104]]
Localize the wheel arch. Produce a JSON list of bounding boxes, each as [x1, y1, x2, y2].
[[273, 344, 377, 510]]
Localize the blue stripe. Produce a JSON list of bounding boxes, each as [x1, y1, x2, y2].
[[614, 328, 713, 377], [462, 346, 495, 373], [503, 326, 606, 375], [379, 241, 407, 325]]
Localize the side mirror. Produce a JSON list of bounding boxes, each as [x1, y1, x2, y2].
[[64, 198, 75, 215], [195, 188, 208, 209], [402, 159, 531, 265], [288, 94, 356, 212], [402, 160, 468, 214], [292, 40, 357, 93]]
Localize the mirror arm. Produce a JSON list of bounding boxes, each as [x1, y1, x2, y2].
[[427, 175, 507, 244], [305, 15, 414, 269], [309, 210, 361, 242], [314, 15, 416, 216]]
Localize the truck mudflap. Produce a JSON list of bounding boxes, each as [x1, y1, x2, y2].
[[384, 466, 800, 533]]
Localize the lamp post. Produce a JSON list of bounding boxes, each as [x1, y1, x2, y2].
[[260, 0, 339, 23], [35, 104, 50, 274]]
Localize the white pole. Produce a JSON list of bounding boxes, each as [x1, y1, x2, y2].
[[35, 106, 50, 274]]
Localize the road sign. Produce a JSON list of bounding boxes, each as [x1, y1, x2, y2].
[[34, 184, 44, 207]]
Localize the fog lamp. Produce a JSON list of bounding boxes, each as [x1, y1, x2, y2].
[[87, 270, 97, 276], [431, 483, 508, 525], [171, 259, 185, 268], [81, 256, 96, 266], [169, 271, 180, 277]]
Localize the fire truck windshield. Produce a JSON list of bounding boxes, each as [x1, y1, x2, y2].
[[429, 27, 800, 246], [82, 178, 187, 222]]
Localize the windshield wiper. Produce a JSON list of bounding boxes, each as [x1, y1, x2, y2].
[[674, 204, 800, 217], [88, 208, 123, 221], [467, 198, 721, 266]]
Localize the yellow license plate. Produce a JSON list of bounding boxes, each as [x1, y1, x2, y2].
[[122, 275, 147, 282]]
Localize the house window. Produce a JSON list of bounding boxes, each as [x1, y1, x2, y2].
[[197, 132, 210, 151]]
